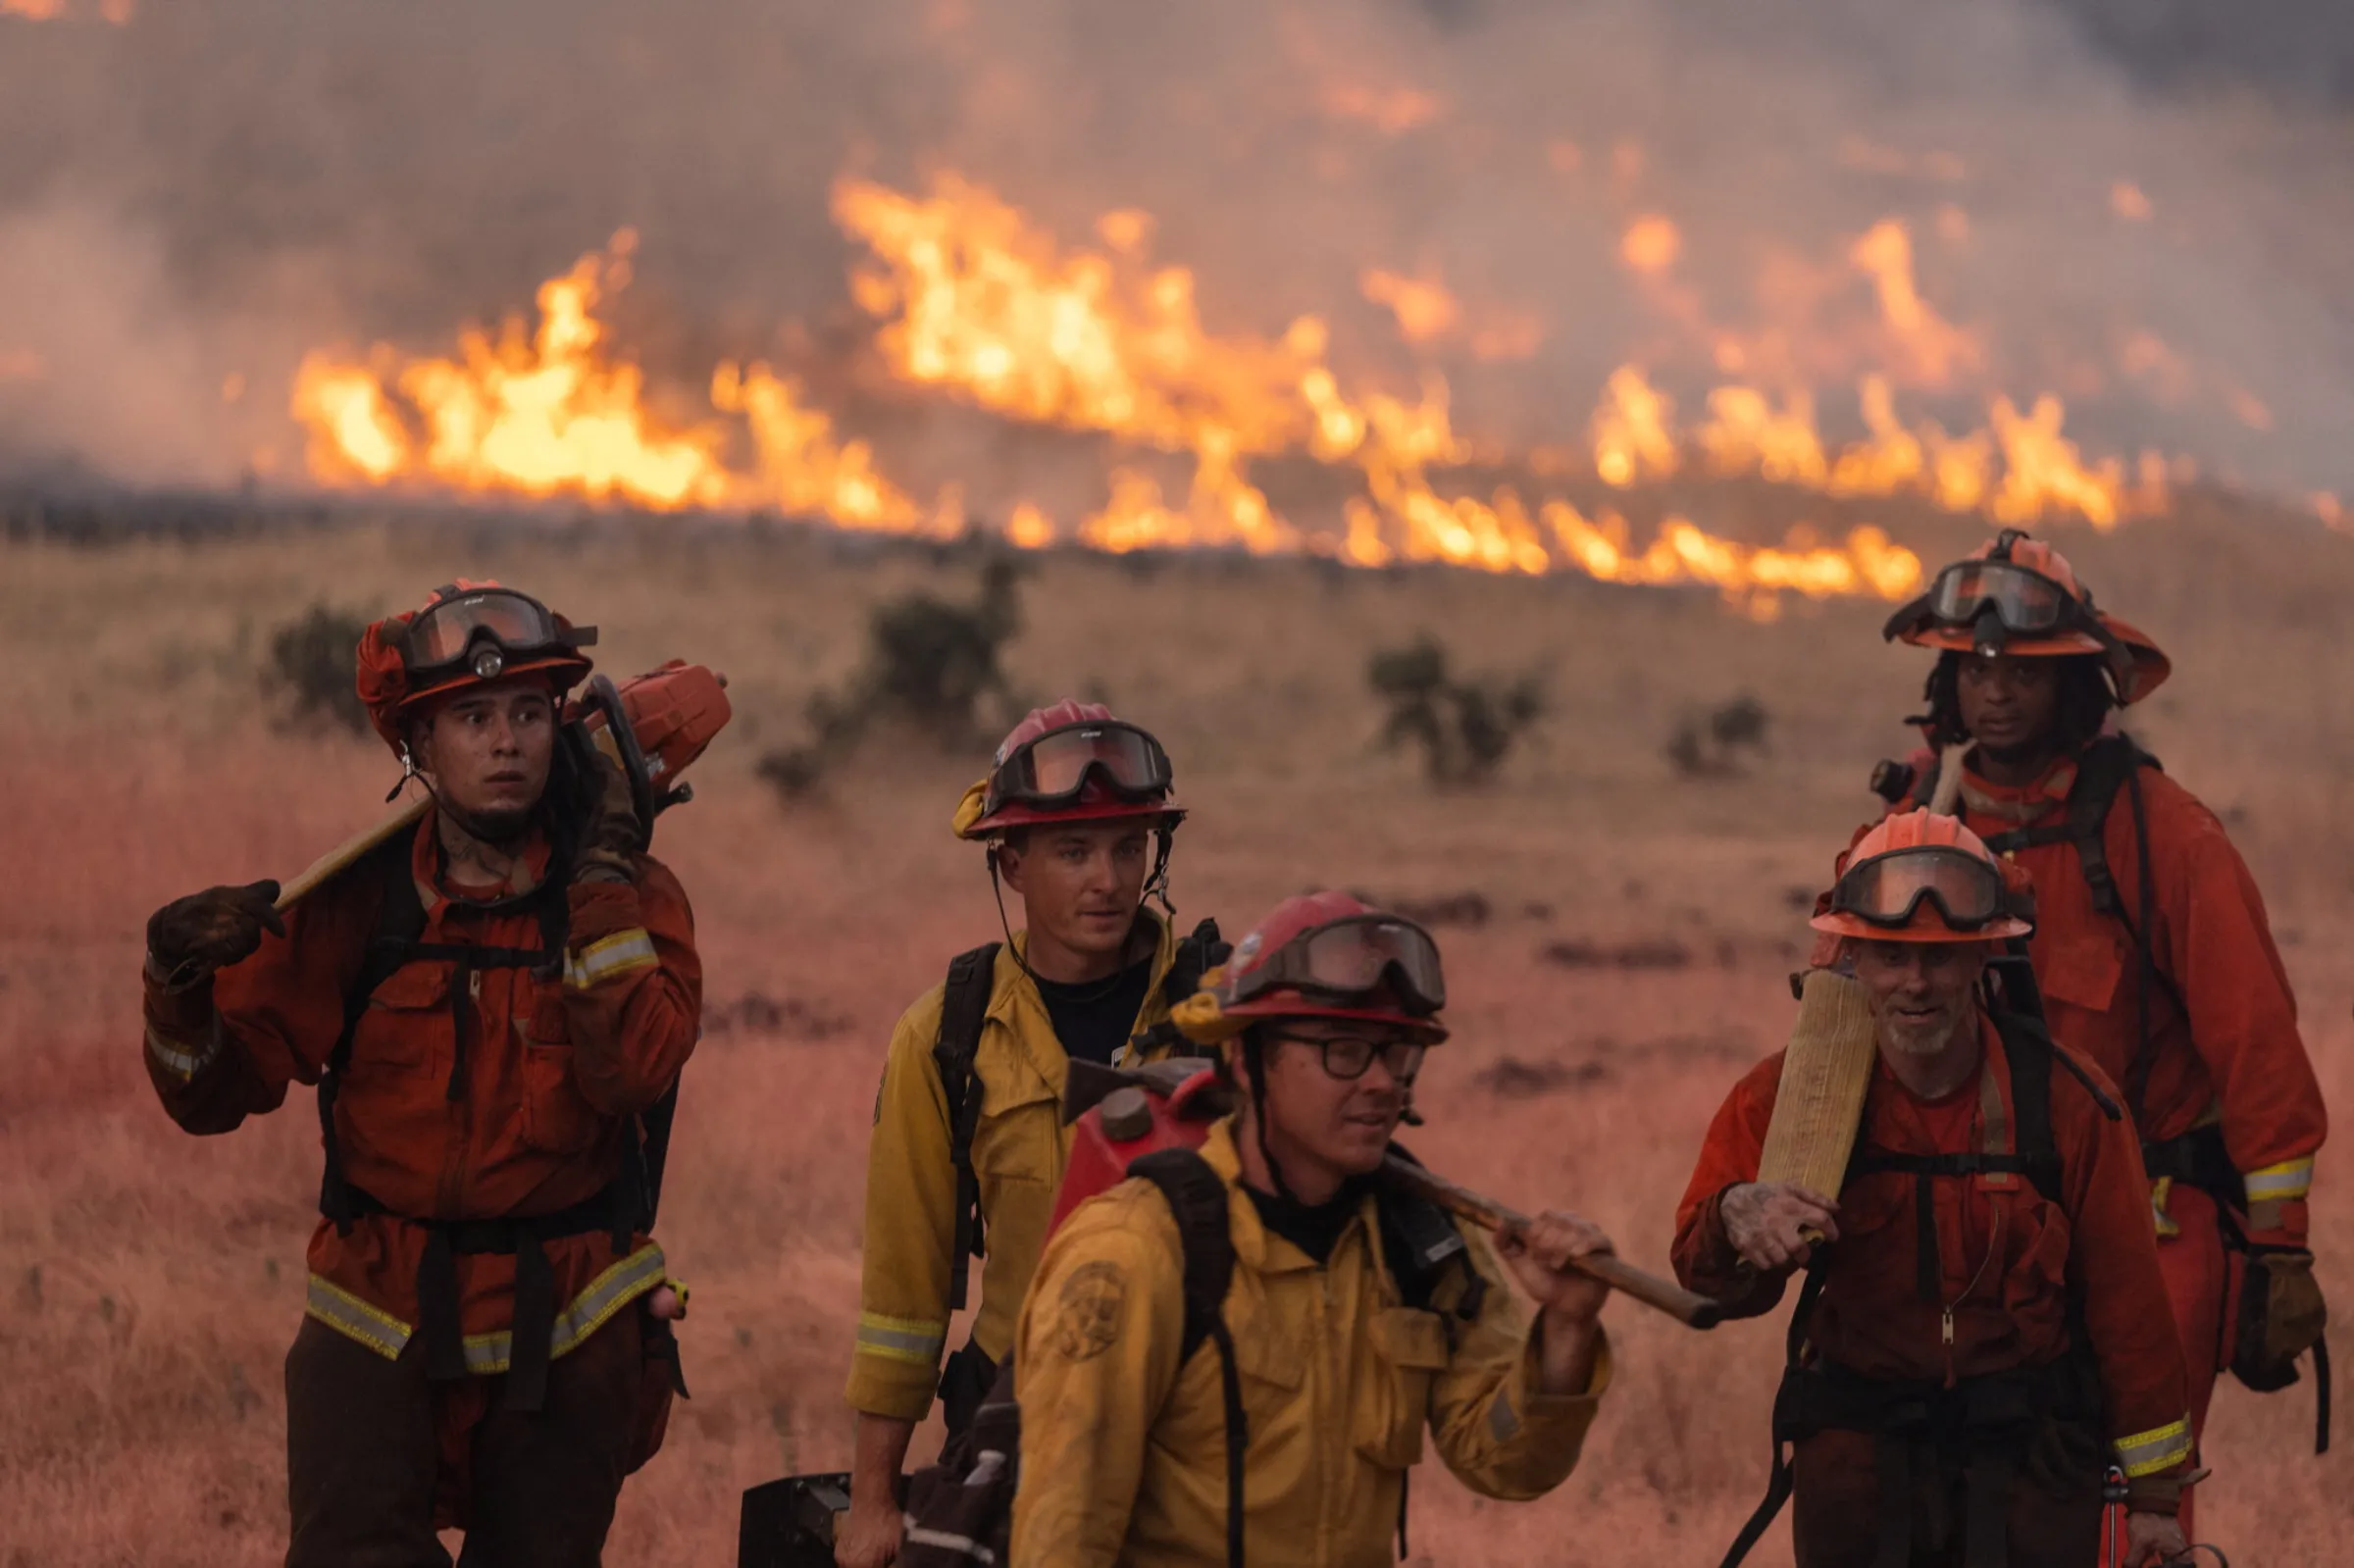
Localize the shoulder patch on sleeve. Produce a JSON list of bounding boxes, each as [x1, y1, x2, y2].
[[1050, 1259, 1129, 1362]]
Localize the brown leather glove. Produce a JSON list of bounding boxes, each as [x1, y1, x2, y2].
[[146, 881, 285, 986], [574, 746, 643, 885], [2233, 1245, 2328, 1391]]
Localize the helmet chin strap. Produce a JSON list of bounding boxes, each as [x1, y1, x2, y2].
[[1241, 1035, 1298, 1203]]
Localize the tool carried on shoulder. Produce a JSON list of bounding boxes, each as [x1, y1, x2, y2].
[[274, 661, 731, 911]]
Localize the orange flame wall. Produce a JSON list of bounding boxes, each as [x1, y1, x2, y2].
[[288, 169, 2195, 616]]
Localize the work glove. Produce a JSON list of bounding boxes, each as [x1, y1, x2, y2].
[[146, 881, 284, 986], [574, 746, 644, 885], [2231, 1245, 2328, 1392]]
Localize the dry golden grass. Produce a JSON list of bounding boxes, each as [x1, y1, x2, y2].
[[3, 501, 2351, 1564]]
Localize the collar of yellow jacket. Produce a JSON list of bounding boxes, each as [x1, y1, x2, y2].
[[1196, 1116, 1383, 1278], [982, 909, 1181, 1033]]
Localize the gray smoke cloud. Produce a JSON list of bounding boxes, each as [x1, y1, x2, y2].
[[2, 0, 2350, 498]]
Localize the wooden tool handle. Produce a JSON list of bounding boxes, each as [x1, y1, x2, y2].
[[1925, 740, 1971, 816], [276, 795, 430, 911], [1380, 1156, 1723, 1330]]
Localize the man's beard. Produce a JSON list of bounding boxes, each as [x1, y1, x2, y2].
[[1881, 999, 1968, 1057]]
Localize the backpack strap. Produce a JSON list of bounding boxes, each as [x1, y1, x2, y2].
[[1160, 918, 1229, 1010], [934, 942, 1001, 1314], [320, 835, 430, 1232], [1377, 1143, 1482, 1325], [1971, 736, 2184, 1118], [1125, 1148, 1245, 1568]]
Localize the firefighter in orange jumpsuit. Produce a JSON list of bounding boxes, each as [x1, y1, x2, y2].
[[140, 583, 700, 1568], [1679, 810, 2195, 1568], [1859, 531, 2328, 1531]]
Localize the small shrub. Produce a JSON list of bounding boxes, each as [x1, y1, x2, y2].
[[758, 555, 1027, 800], [1666, 693, 1771, 779], [263, 605, 373, 736], [1368, 635, 1543, 787]]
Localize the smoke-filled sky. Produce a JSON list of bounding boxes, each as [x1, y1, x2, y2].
[[2, 0, 2351, 499]]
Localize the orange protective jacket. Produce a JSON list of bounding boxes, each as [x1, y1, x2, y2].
[[1673, 1016, 2193, 1479], [1843, 746, 2324, 1243], [141, 813, 700, 1371]]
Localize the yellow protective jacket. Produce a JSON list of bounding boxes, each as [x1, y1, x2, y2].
[[1010, 1119, 1612, 1568], [846, 915, 1188, 1421]]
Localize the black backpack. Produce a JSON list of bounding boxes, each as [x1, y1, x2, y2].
[[899, 1143, 1479, 1568], [899, 1146, 1244, 1568], [931, 919, 1227, 1313]]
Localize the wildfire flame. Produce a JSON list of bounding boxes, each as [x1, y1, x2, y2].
[[1, 0, 131, 21], [290, 232, 931, 530], [292, 167, 2197, 612]]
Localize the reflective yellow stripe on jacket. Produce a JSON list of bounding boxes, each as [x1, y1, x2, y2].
[[303, 1242, 668, 1367], [2114, 1416, 2193, 1478], [2243, 1156, 2316, 1203]]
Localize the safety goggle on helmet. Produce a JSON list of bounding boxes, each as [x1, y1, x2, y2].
[[1879, 531, 2171, 703], [982, 719, 1173, 819], [1216, 891, 1450, 1042], [402, 585, 598, 686], [1810, 810, 2035, 943]]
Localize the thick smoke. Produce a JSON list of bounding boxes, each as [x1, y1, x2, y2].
[[1, 0, 2350, 495]]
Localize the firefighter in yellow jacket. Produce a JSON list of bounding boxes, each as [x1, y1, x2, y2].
[[1010, 892, 1613, 1567], [838, 701, 1218, 1567]]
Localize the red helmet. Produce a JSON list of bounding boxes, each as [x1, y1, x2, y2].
[[1214, 891, 1450, 1043], [1812, 810, 2035, 943], [1882, 531, 2170, 704], [954, 699, 1184, 839], [355, 581, 596, 753]]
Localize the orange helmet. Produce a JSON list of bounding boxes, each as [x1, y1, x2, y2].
[[1211, 891, 1449, 1043], [953, 699, 1184, 840], [1811, 809, 2035, 943], [1881, 531, 2170, 704], [355, 582, 596, 753]]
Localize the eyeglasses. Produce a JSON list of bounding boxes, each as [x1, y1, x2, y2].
[[1226, 913, 1445, 1014], [1266, 1030, 1428, 1084], [982, 720, 1172, 816], [1828, 845, 2022, 933]]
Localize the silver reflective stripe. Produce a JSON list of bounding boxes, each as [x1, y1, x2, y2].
[[2244, 1158, 2315, 1201], [2113, 1416, 2192, 1478], [1488, 1391, 1520, 1442], [856, 1314, 949, 1366], [145, 1023, 219, 1082], [460, 1243, 669, 1375], [565, 929, 658, 990], [305, 1275, 413, 1361], [902, 1523, 996, 1564]]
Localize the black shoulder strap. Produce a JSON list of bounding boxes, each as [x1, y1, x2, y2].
[[2057, 735, 2151, 918], [1376, 1144, 1481, 1321], [1126, 1147, 1245, 1568], [1990, 1007, 2062, 1202], [319, 835, 431, 1229], [935, 941, 1001, 1313], [1160, 917, 1230, 1010]]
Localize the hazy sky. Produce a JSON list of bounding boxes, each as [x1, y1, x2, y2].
[[2, 0, 2348, 498]]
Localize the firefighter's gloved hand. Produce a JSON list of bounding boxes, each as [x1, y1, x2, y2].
[[575, 746, 643, 885], [146, 881, 285, 986]]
